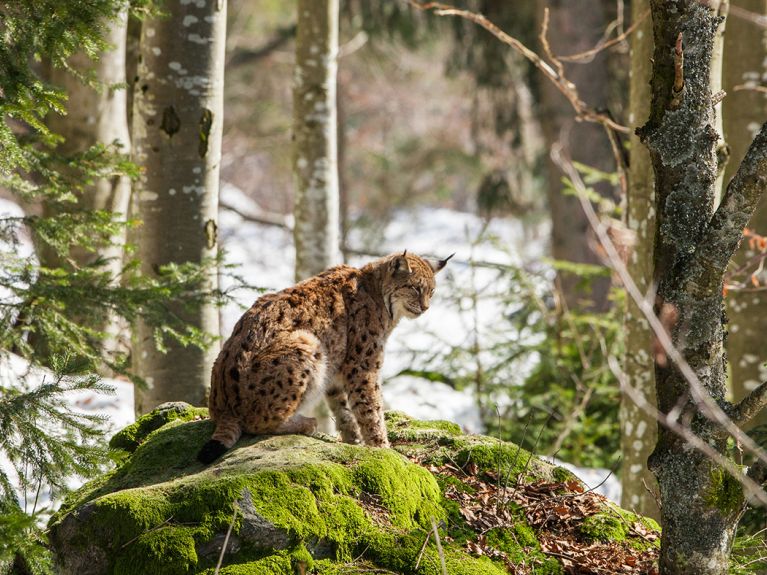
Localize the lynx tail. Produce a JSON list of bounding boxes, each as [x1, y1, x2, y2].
[[196, 417, 242, 465]]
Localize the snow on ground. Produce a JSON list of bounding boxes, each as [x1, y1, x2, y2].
[[1, 185, 621, 503]]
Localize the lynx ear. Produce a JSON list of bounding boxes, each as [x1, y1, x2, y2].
[[392, 250, 412, 274], [429, 253, 455, 273]]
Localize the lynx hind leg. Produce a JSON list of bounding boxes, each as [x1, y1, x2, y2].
[[276, 414, 318, 435], [326, 378, 362, 444], [241, 330, 327, 436]]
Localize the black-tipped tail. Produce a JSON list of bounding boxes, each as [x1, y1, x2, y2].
[[197, 439, 228, 464]]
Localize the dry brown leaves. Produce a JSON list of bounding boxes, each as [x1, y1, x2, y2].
[[422, 461, 659, 575]]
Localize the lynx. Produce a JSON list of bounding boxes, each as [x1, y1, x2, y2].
[[197, 251, 452, 464]]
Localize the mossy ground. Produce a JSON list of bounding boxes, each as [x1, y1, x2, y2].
[[50, 407, 659, 574]]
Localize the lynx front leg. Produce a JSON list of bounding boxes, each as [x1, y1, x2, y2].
[[326, 377, 362, 444], [344, 365, 389, 448]]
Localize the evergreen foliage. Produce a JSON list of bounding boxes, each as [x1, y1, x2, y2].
[[0, 0, 227, 570]]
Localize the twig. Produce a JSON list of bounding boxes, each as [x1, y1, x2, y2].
[[552, 144, 767, 507], [729, 4, 767, 28], [214, 507, 239, 575], [407, 0, 630, 134], [641, 477, 662, 511], [558, 9, 650, 63], [414, 530, 431, 571], [733, 83, 767, 95], [733, 381, 767, 426], [430, 517, 447, 575], [219, 201, 293, 230], [120, 516, 175, 549]]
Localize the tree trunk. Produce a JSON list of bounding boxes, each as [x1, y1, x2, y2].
[[41, 11, 132, 366], [536, 0, 615, 312], [620, 0, 660, 520], [132, 0, 226, 414], [639, 1, 765, 572], [724, 0, 767, 429], [292, 0, 340, 434], [293, 0, 341, 281]]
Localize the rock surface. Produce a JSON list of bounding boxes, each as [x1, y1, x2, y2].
[[49, 404, 659, 574]]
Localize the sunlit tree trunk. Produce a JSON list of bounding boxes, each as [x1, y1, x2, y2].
[[132, 0, 226, 414], [620, 0, 659, 520], [724, 0, 767, 429], [293, 0, 341, 281], [42, 11, 132, 365], [536, 0, 614, 311], [292, 0, 340, 434]]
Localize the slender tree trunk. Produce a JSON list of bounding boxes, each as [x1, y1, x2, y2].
[[536, 0, 615, 311], [293, 0, 341, 281], [41, 11, 132, 365], [292, 0, 340, 434], [638, 2, 767, 571], [132, 0, 226, 414], [724, 0, 767, 429], [620, 0, 660, 520]]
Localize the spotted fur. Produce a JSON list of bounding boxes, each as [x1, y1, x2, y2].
[[197, 251, 451, 463]]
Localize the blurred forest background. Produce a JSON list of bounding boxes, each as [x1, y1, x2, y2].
[[4, 0, 767, 573]]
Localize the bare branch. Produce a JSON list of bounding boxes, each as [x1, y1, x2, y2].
[[732, 381, 767, 426], [687, 122, 767, 297], [729, 4, 767, 28], [734, 83, 767, 95], [550, 143, 767, 471], [219, 201, 293, 231], [407, 1, 630, 134], [612, 355, 767, 507], [558, 8, 650, 63]]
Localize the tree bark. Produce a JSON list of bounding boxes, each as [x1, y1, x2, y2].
[[620, 0, 660, 521], [293, 0, 341, 281], [536, 0, 615, 312], [292, 0, 340, 433], [639, 1, 767, 571], [724, 0, 767, 429], [132, 0, 226, 414]]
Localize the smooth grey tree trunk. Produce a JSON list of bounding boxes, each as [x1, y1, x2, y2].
[[536, 0, 615, 312], [292, 0, 341, 282], [620, 0, 660, 520], [640, 1, 767, 571], [724, 0, 767, 429], [132, 0, 226, 414], [43, 11, 132, 365], [292, 0, 340, 434]]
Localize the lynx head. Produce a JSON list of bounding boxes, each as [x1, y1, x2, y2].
[[382, 250, 453, 321]]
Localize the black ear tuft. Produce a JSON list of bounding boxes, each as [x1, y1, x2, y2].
[[197, 439, 228, 464], [392, 251, 412, 274], [429, 252, 455, 273]]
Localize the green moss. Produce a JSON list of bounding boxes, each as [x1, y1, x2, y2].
[[385, 411, 463, 442], [50, 407, 648, 575], [580, 512, 629, 542], [352, 450, 444, 530], [114, 526, 198, 575], [484, 523, 562, 574], [110, 402, 208, 452], [705, 466, 744, 515], [201, 554, 292, 575], [451, 439, 533, 481], [552, 466, 578, 483]]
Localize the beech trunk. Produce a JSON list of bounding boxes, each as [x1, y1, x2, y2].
[[621, 0, 660, 520], [131, 0, 226, 414]]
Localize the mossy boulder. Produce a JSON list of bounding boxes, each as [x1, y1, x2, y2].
[[49, 406, 659, 574]]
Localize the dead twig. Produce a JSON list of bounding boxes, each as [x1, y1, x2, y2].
[[407, 1, 630, 135], [214, 507, 239, 575], [558, 8, 649, 63]]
